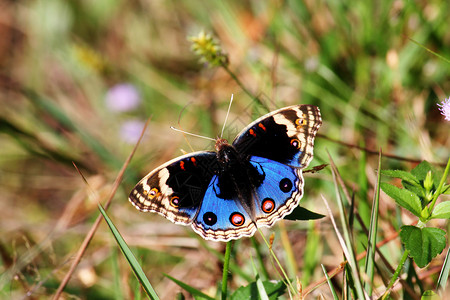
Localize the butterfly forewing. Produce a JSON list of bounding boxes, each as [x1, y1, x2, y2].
[[129, 151, 218, 225], [232, 105, 322, 168]]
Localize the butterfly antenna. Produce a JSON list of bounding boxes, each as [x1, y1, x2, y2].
[[170, 126, 216, 142], [221, 94, 234, 138]]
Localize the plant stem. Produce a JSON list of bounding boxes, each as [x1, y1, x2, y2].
[[429, 157, 450, 212], [381, 250, 409, 299], [222, 64, 268, 111], [221, 241, 233, 300]]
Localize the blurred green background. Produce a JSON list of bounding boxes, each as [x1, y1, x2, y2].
[[0, 0, 449, 298]]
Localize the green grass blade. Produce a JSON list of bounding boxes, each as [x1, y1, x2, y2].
[[250, 237, 270, 280], [364, 151, 382, 295], [327, 153, 367, 300], [251, 256, 270, 300], [437, 248, 450, 293], [164, 274, 215, 300], [111, 249, 124, 300], [321, 264, 339, 300], [98, 203, 159, 300]]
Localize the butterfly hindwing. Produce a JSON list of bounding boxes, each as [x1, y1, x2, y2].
[[233, 105, 322, 168], [249, 156, 303, 227], [129, 151, 218, 225], [192, 176, 257, 241]]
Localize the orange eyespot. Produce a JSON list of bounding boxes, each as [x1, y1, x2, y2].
[[229, 212, 245, 226], [290, 139, 300, 149], [146, 188, 160, 199], [170, 196, 180, 208], [295, 116, 307, 127], [180, 161, 185, 170], [262, 198, 275, 213], [190, 157, 197, 166], [249, 129, 256, 137]]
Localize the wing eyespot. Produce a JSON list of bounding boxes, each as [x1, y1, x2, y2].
[[145, 187, 160, 199], [170, 196, 180, 207], [290, 138, 301, 149], [229, 212, 245, 226], [295, 114, 307, 128], [261, 198, 275, 213], [203, 212, 217, 225], [279, 178, 293, 193]]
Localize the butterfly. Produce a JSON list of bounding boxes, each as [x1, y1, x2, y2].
[[129, 104, 322, 242]]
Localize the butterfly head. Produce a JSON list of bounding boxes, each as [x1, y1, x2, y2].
[[214, 138, 238, 165]]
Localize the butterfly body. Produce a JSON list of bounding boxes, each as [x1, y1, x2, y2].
[[129, 105, 322, 241]]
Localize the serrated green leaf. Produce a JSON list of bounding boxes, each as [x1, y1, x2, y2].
[[411, 161, 434, 181], [412, 161, 442, 189], [402, 181, 426, 199], [400, 226, 446, 268], [431, 202, 450, 219], [231, 280, 286, 300], [381, 170, 420, 185], [380, 183, 422, 217]]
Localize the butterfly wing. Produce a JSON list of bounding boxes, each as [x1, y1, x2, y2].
[[232, 105, 322, 168], [232, 105, 321, 228], [129, 151, 218, 225], [191, 175, 257, 241], [190, 156, 304, 242], [249, 156, 303, 227]]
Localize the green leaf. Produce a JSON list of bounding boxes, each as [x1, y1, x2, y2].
[[284, 206, 325, 221], [443, 185, 450, 195], [380, 183, 422, 217], [381, 169, 421, 186], [402, 181, 426, 200], [164, 274, 214, 300], [412, 161, 442, 189], [231, 280, 286, 300], [421, 290, 440, 300], [411, 161, 434, 181], [400, 226, 446, 268], [430, 202, 450, 219]]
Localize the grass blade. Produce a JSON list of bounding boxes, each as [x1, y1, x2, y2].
[[327, 153, 368, 300], [251, 256, 270, 300], [321, 264, 339, 300], [437, 248, 450, 293], [98, 203, 159, 300], [364, 150, 382, 295]]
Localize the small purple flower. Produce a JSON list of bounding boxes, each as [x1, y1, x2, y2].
[[120, 120, 145, 144], [105, 83, 141, 112], [437, 97, 450, 121]]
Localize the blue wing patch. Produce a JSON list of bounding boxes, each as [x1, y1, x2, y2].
[[249, 156, 304, 228], [192, 175, 257, 241]]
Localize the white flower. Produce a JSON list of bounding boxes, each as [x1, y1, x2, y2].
[[437, 97, 450, 121]]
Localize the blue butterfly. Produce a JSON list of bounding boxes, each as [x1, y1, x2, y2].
[[129, 105, 322, 242]]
